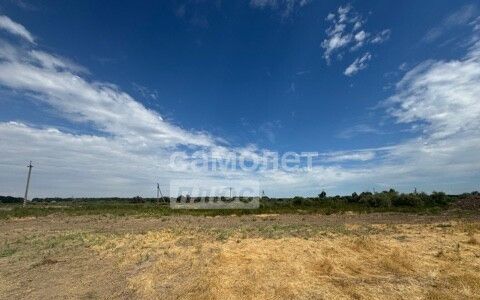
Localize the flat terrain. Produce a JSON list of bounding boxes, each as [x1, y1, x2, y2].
[[1, 211, 479, 299]]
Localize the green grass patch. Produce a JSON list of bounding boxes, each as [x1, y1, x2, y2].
[[0, 195, 458, 220], [0, 247, 16, 258]]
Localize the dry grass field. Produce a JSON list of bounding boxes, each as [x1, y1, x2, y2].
[[1, 212, 479, 299]]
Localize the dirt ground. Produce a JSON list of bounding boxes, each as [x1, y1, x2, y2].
[[1, 212, 479, 299]]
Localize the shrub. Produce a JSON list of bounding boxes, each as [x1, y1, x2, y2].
[[430, 191, 449, 205], [359, 192, 392, 207], [293, 196, 304, 206], [374, 193, 393, 207], [393, 194, 424, 207], [349, 192, 359, 203]]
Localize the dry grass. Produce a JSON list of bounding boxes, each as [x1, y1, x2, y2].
[[0, 213, 479, 299], [89, 221, 480, 299]]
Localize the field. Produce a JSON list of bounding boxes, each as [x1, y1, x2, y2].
[[0, 204, 479, 299]]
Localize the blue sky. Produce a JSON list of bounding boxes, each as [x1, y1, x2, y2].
[[1, 0, 480, 197]]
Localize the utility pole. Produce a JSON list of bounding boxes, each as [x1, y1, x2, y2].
[[23, 161, 33, 207], [229, 187, 232, 199], [156, 183, 164, 204]]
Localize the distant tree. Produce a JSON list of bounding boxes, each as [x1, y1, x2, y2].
[[0, 196, 22, 203], [318, 190, 327, 199], [130, 196, 144, 203], [293, 196, 304, 206], [430, 191, 449, 205], [388, 188, 397, 194], [349, 192, 359, 203]]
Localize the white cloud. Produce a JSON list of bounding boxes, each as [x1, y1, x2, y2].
[[321, 150, 376, 162], [444, 4, 478, 26], [386, 41, 480, 139], [344, 52, 371, 76], [0, 15, 35, 43], [321, 4, 390, 67], [250, 0, 277, 9], [472, 16, 480, 32], [258, 120, 282, 143], [353, 21, 362, 31], [326, 13, 335, 21], [321, 5, 355, 63], [371, 29, 391, 44], [354, 30, 367, 42], [337, 124, 382, 139], [132, 82, 159, 100], [424, 4, 478, 43], [29, 50, 89, 74], [337, 5, 351, 23], [398, 62, 408, 71], [250, 0, 311, 18], [352, 30, 369, 49], [321, 33, 352, 63], [0, 41, 215, 148]]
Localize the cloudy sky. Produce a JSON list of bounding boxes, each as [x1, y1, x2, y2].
[[0, 0, 479, 197]]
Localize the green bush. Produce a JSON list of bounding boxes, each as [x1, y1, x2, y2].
[[393, 194, 424, 207], [293, 196, 304, 206], [430, 191, 449, 205]]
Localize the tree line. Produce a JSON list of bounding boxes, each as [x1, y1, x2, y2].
[[1, 190, 478, 209]]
